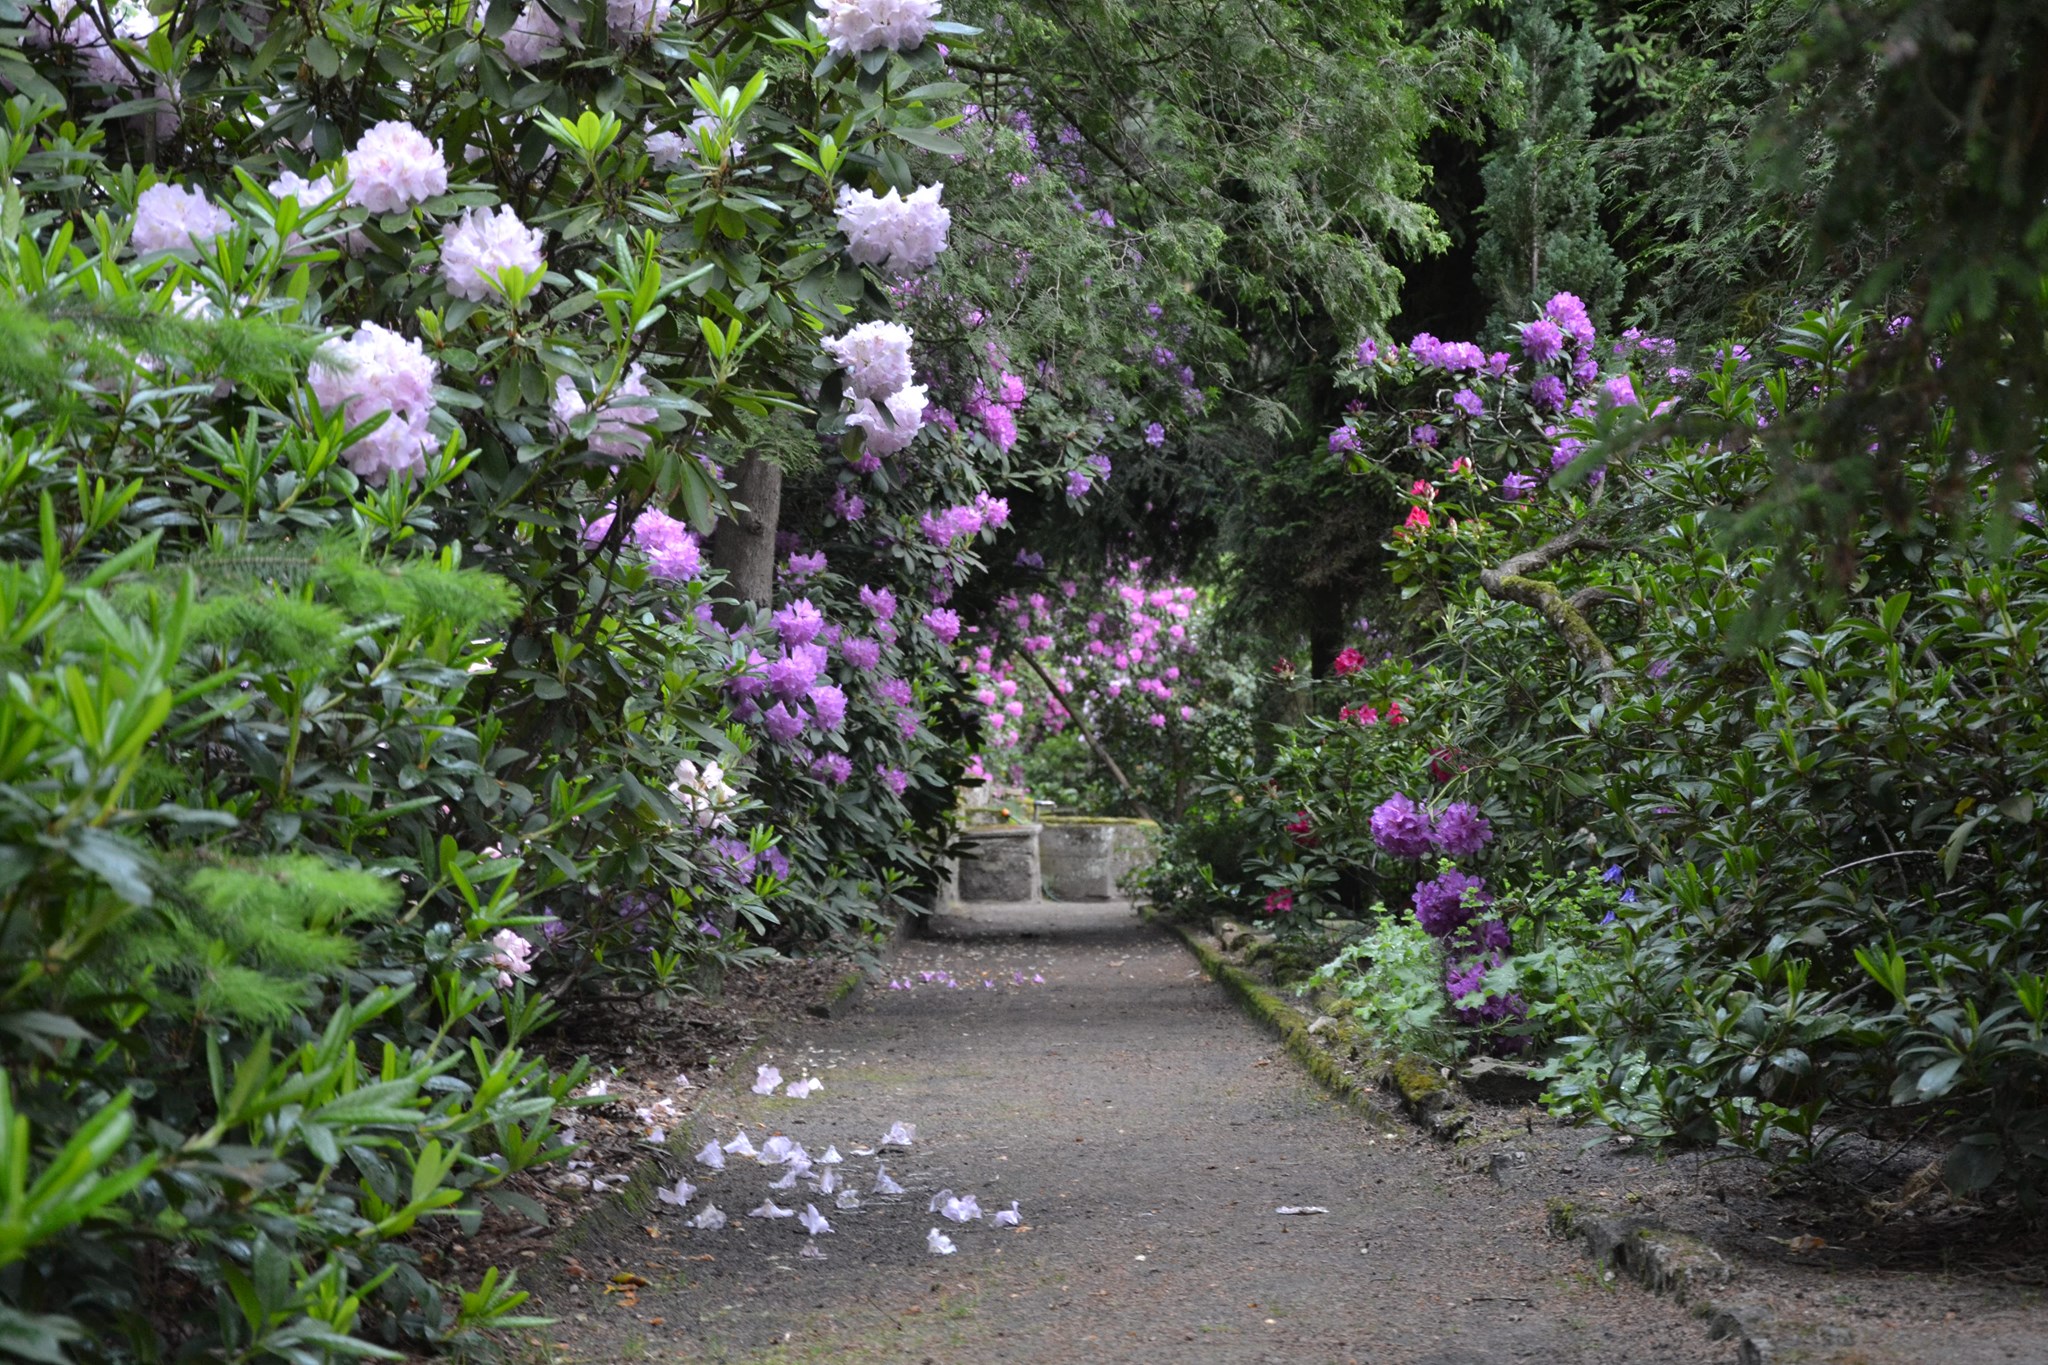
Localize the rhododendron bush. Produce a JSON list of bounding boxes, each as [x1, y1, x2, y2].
[[1145, 303, 2048, 1199], [961, 568, 1230, 817], [0, 0, 1158, 1350]]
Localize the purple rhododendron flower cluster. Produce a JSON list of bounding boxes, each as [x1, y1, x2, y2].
[[1430, 802, 1493, 858], [1411, 869, 1490, 936], [1370, 793, 1433, 859]]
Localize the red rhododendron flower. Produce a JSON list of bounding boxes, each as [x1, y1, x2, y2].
[[1332, 646, 1365, 676]]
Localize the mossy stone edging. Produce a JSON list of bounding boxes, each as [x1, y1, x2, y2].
[[1548, 1202, 1777, 1364], [1148, 907, 1780, 1364], [1141, 908, 1400, 1121]]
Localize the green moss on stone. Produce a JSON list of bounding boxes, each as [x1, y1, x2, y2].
[[1390, 1053, 1449, 1105]]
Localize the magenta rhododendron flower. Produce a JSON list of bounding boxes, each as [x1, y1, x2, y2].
[[761, 701, 807, 743], [1600, 374, 1640, 409], [859, 585, 898, 619], [1520, 318, 1564, 363], [1543, 291, 1595, 352], [1332, 647, 1364, 677], [808, 683, 848, 731], [922, 608, 961, 644], [773, 598, 826, 646]]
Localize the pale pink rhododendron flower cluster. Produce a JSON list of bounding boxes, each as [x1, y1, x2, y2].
[[440, 205, 546, 300], [845, 382, 929, 459], [553, 365, 659, 457], [345, 121, 448, 214], [645, 128, 688, 170], [815, 0, 940, 55], [28, 0, 155, 86], [607, 0, 676, 37], [498, 0, 578, 63], [670, 759, 737, 828], [488, 929, 535, 988], [836, 183, 950, 276], [822, 321, 916, 401], [267, 169, 344, 212], [131, 183, 233, 255], [308, 323, 440, 481]]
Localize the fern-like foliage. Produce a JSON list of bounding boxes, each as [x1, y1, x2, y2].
[[0, 295, 317, 406], [95, 855, 400, 1026]]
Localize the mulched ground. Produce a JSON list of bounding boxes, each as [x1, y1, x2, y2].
[[411, 955, 860, 1293], [517, 907, 1731, 1363]]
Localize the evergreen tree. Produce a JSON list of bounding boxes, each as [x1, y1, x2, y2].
[[1472, 0, 1625, 336]]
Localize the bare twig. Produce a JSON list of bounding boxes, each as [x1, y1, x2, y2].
[[1013, 648, 1160, 823]]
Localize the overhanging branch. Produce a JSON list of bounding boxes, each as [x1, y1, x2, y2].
[[1477, 526, 1625, 706]]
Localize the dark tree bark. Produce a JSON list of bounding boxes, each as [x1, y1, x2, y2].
[[708, 455, 782, 629], [696, 455, 782, 994]]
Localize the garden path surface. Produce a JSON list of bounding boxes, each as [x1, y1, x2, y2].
[[533, 903, 1722, 1363]]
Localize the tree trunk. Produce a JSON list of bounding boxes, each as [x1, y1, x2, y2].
[[708, 455, 782, 629], [697, 456, 781, 994]]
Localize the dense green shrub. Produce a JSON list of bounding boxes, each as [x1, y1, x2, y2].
[[1153, 301, 2048, 1200], [0, 0, 1098, 1351]]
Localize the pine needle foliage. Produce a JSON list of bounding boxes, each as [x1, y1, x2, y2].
[[0, 295, 316, 407], [98, 856, 400, 1026]]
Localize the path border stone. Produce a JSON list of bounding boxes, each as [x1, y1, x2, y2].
[[1144, 907, 1783, 1365]]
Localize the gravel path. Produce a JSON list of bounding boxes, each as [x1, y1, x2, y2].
[[535, 906, 1724, 1363]]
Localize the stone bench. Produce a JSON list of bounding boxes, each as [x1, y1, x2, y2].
[[943, 816, 1158, 906]]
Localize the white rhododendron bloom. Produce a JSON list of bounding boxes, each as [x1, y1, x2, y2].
[[440, 205, 546, 300], [822, 320, 916, 401], [670, 759, 736, 827], [606, 0, 675, 37], [487, 929, 534, 987], [131, 183, 233, 255], [551, 364, 659, 457], [345, 121, 448, 213], [835, 183, 950, 276], [267, 168, 343, 210], [845, 382, 929, 457], [308, 323, 440, 482], [499, 0, 577, 63], [646, 129, 688, 170], [816, 0, 940, 56]]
